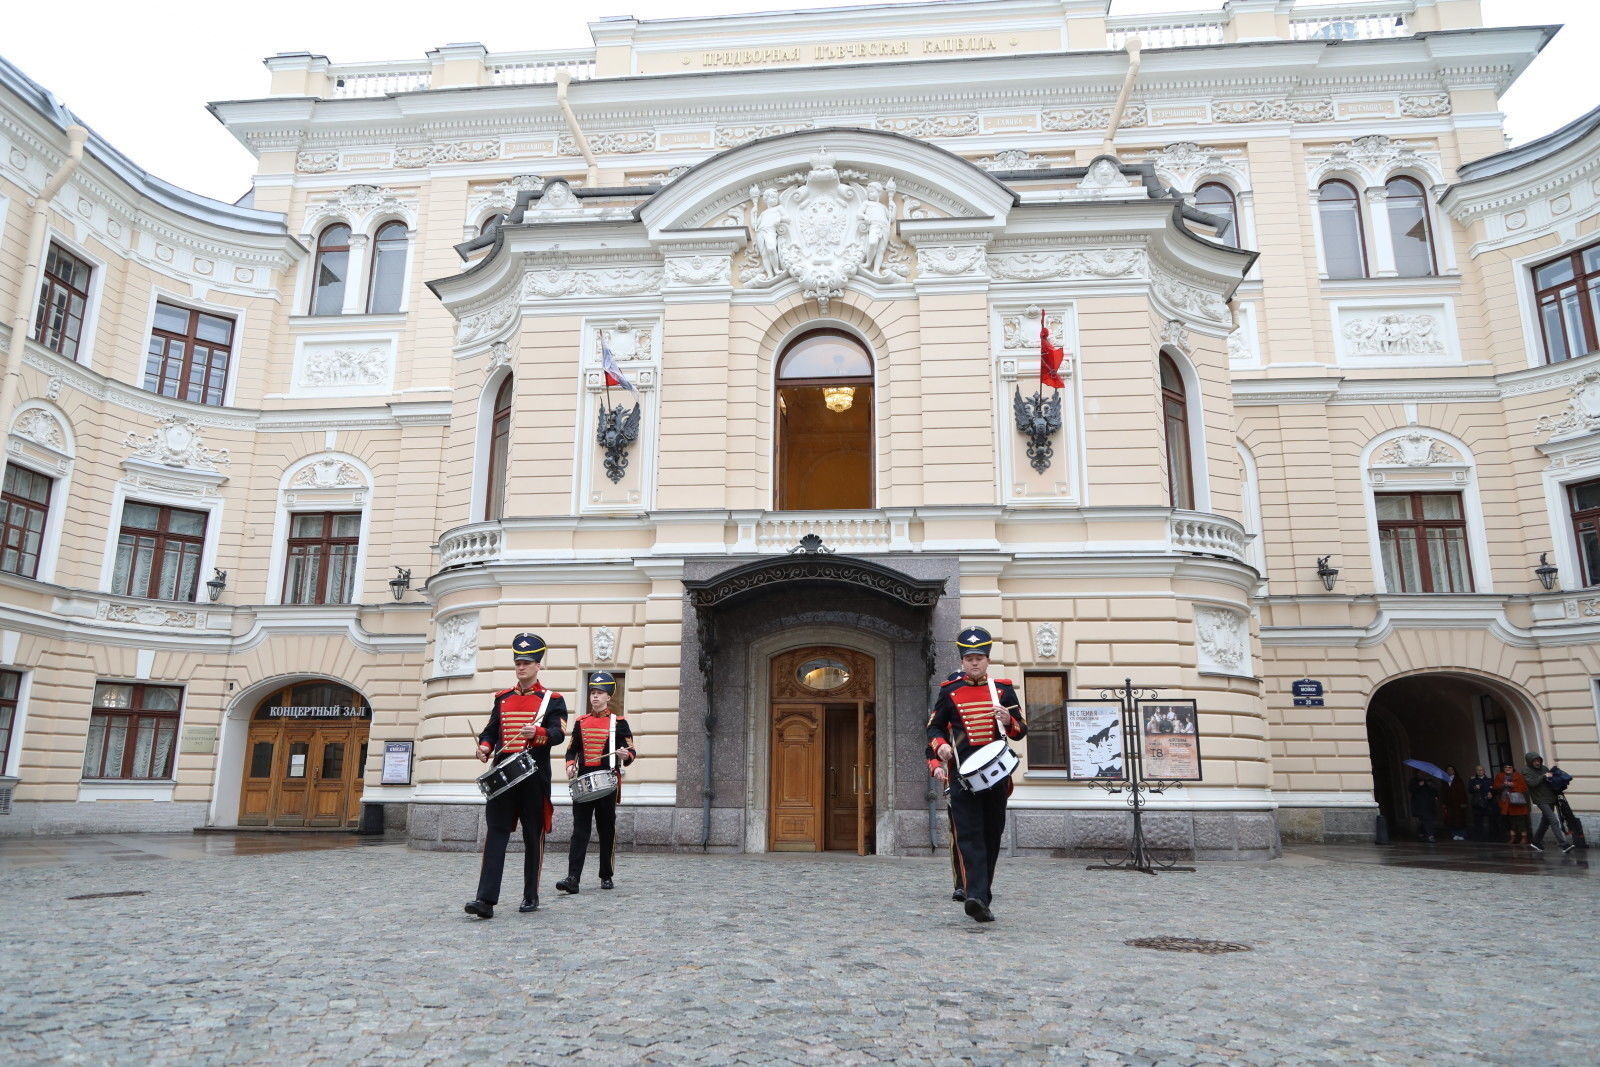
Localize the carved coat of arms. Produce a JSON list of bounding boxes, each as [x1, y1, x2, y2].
[[747, 150, 905, 308]]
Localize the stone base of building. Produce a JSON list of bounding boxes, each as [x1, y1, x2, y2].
[[0, 800, 210, 836], [405, 802, 1283, 860], [1275, 806, 1381, 844]]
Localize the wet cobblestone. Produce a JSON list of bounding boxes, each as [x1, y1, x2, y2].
[[0, 838, 1593, 1064]]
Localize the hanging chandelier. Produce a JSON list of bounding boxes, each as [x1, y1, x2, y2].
[[822, 385, 855, 412]]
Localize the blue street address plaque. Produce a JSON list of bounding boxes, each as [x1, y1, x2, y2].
[[1292, 678, 1324, 707]]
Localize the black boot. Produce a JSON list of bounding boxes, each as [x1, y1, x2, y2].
[[518, 897, 538, 913], [600, 877, 614, 890], [464, 900, 494, 919], [556, 877, 579, 894]]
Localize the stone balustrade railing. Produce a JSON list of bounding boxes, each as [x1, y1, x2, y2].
[[754, 515, 893, 553], [437, 524, 503, 567], [1169, 513, 1248, 562]]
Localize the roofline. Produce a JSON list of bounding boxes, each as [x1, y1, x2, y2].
[[1455, 100, 1600, 185]]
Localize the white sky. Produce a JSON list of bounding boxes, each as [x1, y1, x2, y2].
[[4, 0, 1594, 204]]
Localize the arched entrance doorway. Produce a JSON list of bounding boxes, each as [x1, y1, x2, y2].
[[1366, 672, 1532, 841], [768, 645, 876, 853], [239, 681, 371, 828]]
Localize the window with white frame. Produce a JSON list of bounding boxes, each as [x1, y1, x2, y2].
[[112, 501, 207, 601], [1384, 176, 1436, 277], [1532, 240, 1600, 364], [1160, 353, 1195, 510], [1, 463, 51, 579], [366, 221, 408, 314], [82, 682, 182, 780], [1376, 491, 1473, 593], [143, 301, 234, 406], [33, 242, 92, 359], [0, 669, 20, 772], [311, 224, 352, 315], [1318, 180, 1368, 279], [485, 376, 512, 520], [283, 511, 360, 605], [1569, 477, 1600, 588], [1194, 182, 1237, 242]]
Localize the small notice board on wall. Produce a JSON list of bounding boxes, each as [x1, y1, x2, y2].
[[1137, 699, 1203, 781], [381, 741, 414, 785]]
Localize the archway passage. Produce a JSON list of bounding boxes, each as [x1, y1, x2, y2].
[[239, 681, 371, 828], [1366, 673, 1528, 842], [775, 329, 874, 510], [769, 645, 876, 854]]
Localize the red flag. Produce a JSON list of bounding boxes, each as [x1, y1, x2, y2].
[[1039, 311, 1066, 390]]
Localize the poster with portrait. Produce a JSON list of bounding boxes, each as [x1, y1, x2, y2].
[[1065, 700, 1125, 780], [1137, 699, 1203, 781]]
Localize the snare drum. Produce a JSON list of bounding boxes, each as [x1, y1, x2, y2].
[[569, 769, 618, 804], [476, 749, 541, 801], [957, 740, 1019, 793]]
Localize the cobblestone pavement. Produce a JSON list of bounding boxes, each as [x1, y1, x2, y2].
[[1, 835, 1594, 1066]]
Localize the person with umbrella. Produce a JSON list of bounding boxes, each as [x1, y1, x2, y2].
[[1404, 760, 1444, 843]]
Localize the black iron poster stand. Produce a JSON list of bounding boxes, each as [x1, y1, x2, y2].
[[1085, 678, 1196, 876]]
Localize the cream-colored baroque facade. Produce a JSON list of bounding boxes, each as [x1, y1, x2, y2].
[[1, 0, 1595, 857]]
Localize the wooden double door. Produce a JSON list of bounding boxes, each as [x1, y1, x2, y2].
[[768, 646, 876, 854], [238, 682, 371, 828]]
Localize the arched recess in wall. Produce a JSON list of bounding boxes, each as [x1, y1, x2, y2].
[[6, 401, 76, 584], [1236, 441, 1266, 580], [1360, 427, 1490, 595], [266, 452, 376, 606], [759, 302, 894, 512]]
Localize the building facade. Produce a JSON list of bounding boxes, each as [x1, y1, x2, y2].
[[1, 0, 1595, 858]]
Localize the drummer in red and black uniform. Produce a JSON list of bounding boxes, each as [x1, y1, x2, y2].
[[464, 632, 568, 920], [556, 671, 635, 894], [927, 627, 1026, 923]]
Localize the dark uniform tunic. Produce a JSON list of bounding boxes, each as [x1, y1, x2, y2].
[[926, 675, 1026, 908], [563, 713, 635, 884], [475, 684, 568, 906]]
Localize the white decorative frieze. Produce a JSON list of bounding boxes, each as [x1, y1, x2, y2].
[[1160, 319, 1191, 355], [592, 627, 616, 663], [743, 151, 908, 308], [1373, 432, 1461, 468], [291, 339, 395, 397], [523, 265, 663, 301], [10, 407, 66, 452], [124, 416, 229, 471], [1399, 94, 1452, 118], [456, 298, 517, 345], [663, 254, 732, 288], [296, 150, 339, 174], [987, 248, 1146, 282], [98, 602, 200, 629], [1305, 134, 1439, 188], [1001, 309, 1065, 350], [435, 613, 480, 678], [1034, 622, 1059, 660], [1151, 268, 1230, 325], [914, 245, 987, 278], [486, 341, 513, 376], [394, 139, 501, 168], [1213, 98, 1333, 124], [1535, 370, 1600, 442], [716, 122, 812, 147], [877, 114, 978, 138], [1042, 104, 1147, 131], [303, 184, 417, 234], [1332, 300, 1456, 365], [975, 149, 1055, 172], [1194, 607, 1250, 676], [560, 130, 654, 156]]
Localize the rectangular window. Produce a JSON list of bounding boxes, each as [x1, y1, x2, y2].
[[1569, 478, 1600, 588], [1, 464, 52, 579], [1533, 242, 1600, 364], [1376, 492, 1473, 593], [1022, 671, 1069, 770], [112, 501, 207, 601], [0, 669, 20, 772], [33, 243, 92, 360], [143, 301, 234, 406], [282, 511, 360, 605], [82, 682, 181, 780]]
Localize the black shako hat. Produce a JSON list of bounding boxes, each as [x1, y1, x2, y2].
[[511, 633, 547, 663], [956, 627, 994, 656], [587, 670, 617, 691]]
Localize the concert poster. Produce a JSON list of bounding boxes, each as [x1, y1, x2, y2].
[[1137, 699, 1203, 781], [1065, 700, 1125, 781]]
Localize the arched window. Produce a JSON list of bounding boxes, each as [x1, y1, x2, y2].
[[366, 222, 408, 314], [775, 329, 873, 511], [1385, 176, 1435, 277], [311, 224, 351, 315], [1194, 182, 1237, 242], [1317, 180, 1367, 279], [485, 377, 512, 520], [480, 213, 505, 236], [1160, 354, 1194, 510]]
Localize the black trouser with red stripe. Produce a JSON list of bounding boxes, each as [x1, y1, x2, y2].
[[948, 782, 1008, 906], [476, 772, 546, 905], [567, 794, 617, 882]]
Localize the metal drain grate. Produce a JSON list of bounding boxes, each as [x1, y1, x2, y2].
[[66, 890, 148, 901], [1125, 936, 1251, 954]]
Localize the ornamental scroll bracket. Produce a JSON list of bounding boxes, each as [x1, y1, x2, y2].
[[595, 401, 642, 484], [1012, 386, 1063, 474]]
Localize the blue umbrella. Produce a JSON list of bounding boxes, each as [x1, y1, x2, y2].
[[1404, 759, 1449, 781]]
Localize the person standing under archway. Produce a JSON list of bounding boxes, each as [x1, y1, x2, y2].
[[1494, 763, 1531, 845]]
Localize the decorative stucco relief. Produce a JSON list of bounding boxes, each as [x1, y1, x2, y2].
[[986, 248, 1146, 282], [1160, 319, 1191, 355], [289, 456, 366, 490], [435, 613, 480, 677], [975, 149, 1055, 172], [1042, 104, 1147, 131], [715, 123, 812, 147], [1151, 268, 1230, 325], [663, 255, 731, 287], [455, 298, 517, 345], [124, 416, 229, 471], [559, 130, 654, 156], [914, 245, 986, 277], [303, 183, 416, 234], [1372, 432, 1461, 467], [1194, 607, 1249, 676], [295, 343, 392, 393], [1213, 98, 1333, 124], [1305, 134, 1437, 187], [98, 602, 199, 628], [1535, 370, 1600, 441], [11, 408, 66, 451], [394, 139, 501, 168], [877, 114, 978, 138], [1001, 310, 1064, 350], [522, 266, 663, 300], [592, 627, 616, 663], [1034, 622, 1059, 660], [1340, 313, 1445, 358], [468, 175, 543, 219]]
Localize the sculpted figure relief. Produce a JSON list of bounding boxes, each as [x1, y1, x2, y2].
[[744, 150, 907, 308]]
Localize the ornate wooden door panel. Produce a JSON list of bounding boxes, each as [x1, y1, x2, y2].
[[769, 705, 823, 851], [274, 728, 314, 825], [239, 728, 276, 826], [858, 704, 876, 856], [824, 706, 858, 851]]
